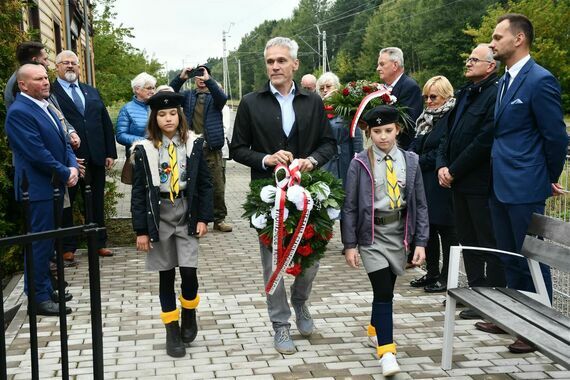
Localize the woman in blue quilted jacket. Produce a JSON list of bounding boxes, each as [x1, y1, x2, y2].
[[115, 72, 156, 157]]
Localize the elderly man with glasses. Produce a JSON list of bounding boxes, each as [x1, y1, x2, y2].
[[435, 44, 506, 309], [52, 50, 117, 259]]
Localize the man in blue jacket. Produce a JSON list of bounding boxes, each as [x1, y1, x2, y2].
[[170, 65, 232, 232], [6, 64, 78, 316], [487, 13, 568, 354]]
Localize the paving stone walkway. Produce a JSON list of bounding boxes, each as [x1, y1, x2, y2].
[[3, 160, 570, 379]]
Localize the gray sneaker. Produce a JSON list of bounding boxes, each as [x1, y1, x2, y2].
[[293, 304, 314, 337], [274, 327, 296, 354]]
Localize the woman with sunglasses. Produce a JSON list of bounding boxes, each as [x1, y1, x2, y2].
[[409, 76, 458, 293]]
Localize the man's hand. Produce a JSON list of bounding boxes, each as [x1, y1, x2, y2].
[[264, 150, 294, 167], [195, 66, 210, 82], [69, 131, 81, 149], [67, 167, 79, 187], [77, 158, 86, 178], [297, 158, 314, 172], [105, 157, 115, 170], [411, 246, 426, 266], [136, 235, 151, 252], [552, 183, 566, 196], [196, 222, 208, 237], [179, 67, 193, 80], [438, 167, 453, 188], [345, 248, 360, 268]]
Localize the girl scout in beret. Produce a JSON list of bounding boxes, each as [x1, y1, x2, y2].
[[131, 92, 213, 358], [341, 105, 428, 376]]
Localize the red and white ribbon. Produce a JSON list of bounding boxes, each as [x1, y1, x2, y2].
[[349, 88, 392, 138], [266, 159, 312, 295]]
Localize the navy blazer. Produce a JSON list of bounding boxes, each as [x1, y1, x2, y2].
[[5, 93, 78, 201], [390, 73, 423, 149], [51, 80, 117, 166], [492, 58, 568, 204]]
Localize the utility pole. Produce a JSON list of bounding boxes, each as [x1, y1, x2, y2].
[[82, 0, 93, 85], [222, 23, 234, 96], [322, 30, 328, 73], [315, 24, 322, 72], [237, 58, 242, 100]]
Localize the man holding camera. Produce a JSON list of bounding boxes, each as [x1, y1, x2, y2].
[[170, 65, 232, 232]]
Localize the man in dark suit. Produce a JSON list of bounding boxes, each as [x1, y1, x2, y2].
[[376, 47, 423, 150], [436, 44, 506, 314], [5, 64, 78, 316], [487, 13, 568, 353], [51, 50, 117, 257], [231, 37, 335, 354]]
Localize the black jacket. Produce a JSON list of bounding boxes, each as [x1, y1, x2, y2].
[[436, 73, 498, 195], [170, 76, 227, 151], [131, 137, 213, 242], [52, 80, 117, 165], [230, 81, 336, 180], [410, 111, 454, 226], [390, 73, 423, 150]]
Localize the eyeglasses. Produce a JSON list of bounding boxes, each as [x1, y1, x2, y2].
[[58, 61, 78, 66], [423, 94, 439, 101], [465, 57, 493, 64], [143, 86, 156, 91]]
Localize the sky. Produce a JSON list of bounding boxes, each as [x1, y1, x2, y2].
[[112, 0, 301, 72]]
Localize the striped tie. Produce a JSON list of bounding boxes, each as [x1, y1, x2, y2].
[[168, 142, 179, 202], [385, 155, 401, 209]]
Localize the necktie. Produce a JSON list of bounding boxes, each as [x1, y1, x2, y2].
[[499, 71, 511, 104], [385, 155, 401, 209], [168, 143, 179, 202], [69, 83, 85, 115]]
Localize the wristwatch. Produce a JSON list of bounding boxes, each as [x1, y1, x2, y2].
[[307, 156, 318, 167]]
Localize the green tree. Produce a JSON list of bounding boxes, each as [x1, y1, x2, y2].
[[92, 0, 165, 105], [466, 0, 570, 110]]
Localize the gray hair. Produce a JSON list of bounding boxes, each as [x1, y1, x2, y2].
[[156, 85, 174, 93], [316, 72, 340, 90], [379, 47, 404, 68], [131, 72, 157, 92], [264, 37, 299, 60], [477, 43, 500, 72], [55, 50, 78, 64]]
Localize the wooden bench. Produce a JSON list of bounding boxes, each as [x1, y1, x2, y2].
[[442, 213, 570, 370]]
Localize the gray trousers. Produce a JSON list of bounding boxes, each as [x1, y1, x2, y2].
[[259, 242, 319, 331]]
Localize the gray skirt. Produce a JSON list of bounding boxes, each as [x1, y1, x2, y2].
[[358, 213, 407, 275], [145, 197, 199, 271]]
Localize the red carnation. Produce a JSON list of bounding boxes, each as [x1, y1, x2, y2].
[[362, 85, 372, 93], [286, 263, 302, 276], [342, 88, 350, 96], [327, 113, 335, 119], [296, 244, 313, 257], [303, 224, 315, 239], [324, 105, 334, 111], [381, 93, 392, 103], [259, 233, 272, 247]]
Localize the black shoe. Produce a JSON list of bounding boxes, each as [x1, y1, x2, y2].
[[35, 300, 72, 316], [51, 290, 73, 303], [459, 308, 480, 320], [181, 308, 198, 344], [410, 275, 437, 288], [165, 321, 186, 358], [424, 281, 446, 293]]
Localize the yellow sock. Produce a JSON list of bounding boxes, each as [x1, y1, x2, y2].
[[179, 294, 200, 309], [367, 324, 376, 337], [377, 342, 397, 358], [160, 309, 179, 324]]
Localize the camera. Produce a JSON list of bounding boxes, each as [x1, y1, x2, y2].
[[188, 67, 205, 78]]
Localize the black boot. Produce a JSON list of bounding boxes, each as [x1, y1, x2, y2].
[[181, 308, 198, 343], [165, 321, 186, 357]]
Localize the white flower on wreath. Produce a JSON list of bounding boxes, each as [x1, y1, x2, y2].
[[327, 208, 341, 220], [260, 185, 277, 203], [271, 206, 289, 221], [312, 181, 331, 201], [251, 213, 268, 229]]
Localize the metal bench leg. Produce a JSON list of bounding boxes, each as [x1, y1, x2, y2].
[[442, 245, 461, 370]]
